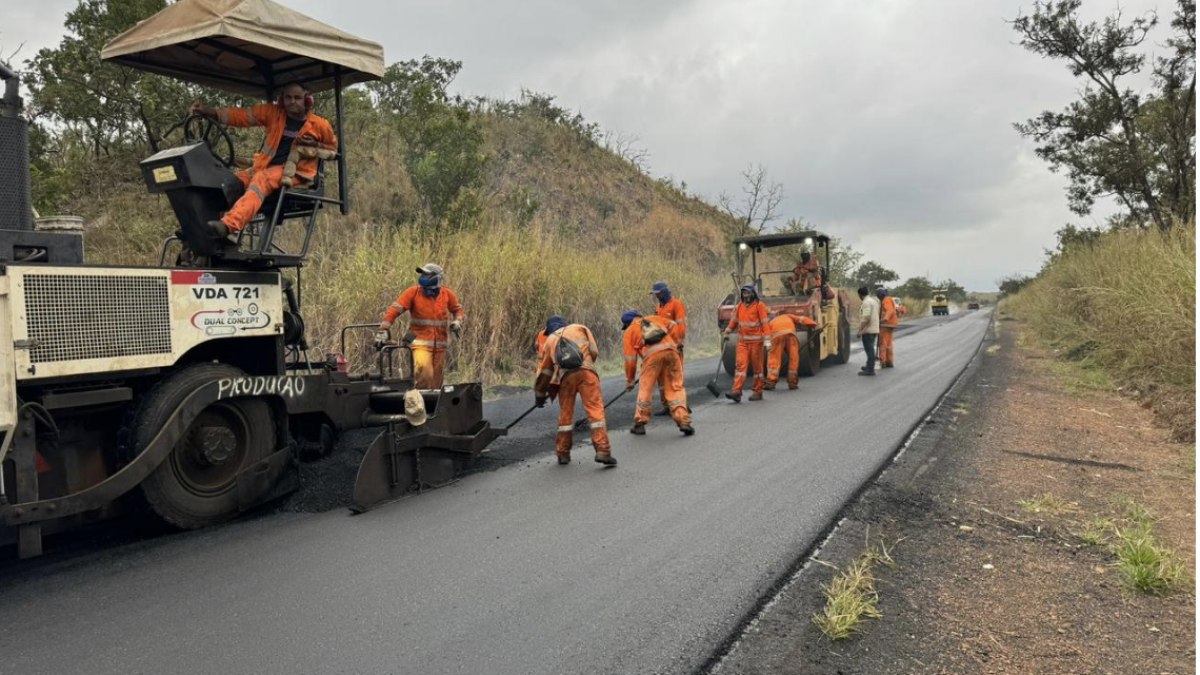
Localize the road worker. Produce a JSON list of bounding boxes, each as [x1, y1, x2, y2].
[[651, 281, 687, 416], [191, 82, 337, 239], [722, 284, 770, 402], [375, 263, 464, 389], [621, 310, 694, 436], [877, 288, 899, 368], [790, 251, 823, 295], [857, 286, 880, 376], [763, 312, 818, 390], [533, 320, 616, 466]]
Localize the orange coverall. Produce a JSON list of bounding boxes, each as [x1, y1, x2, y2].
[[381, 286, 464, 389], [534, 324, 611, 460], [215, 103, 337, 232], [726, 300, 770, 395], [764, 314, 818, 389], [791, 259, 823, 294], [878, 296, 899, 368], [624, 316, 691, 428], [655, 297, 687, 409]]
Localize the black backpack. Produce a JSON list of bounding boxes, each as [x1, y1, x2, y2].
[[641, 319, 668, 345], [554, 331, 585, 370]]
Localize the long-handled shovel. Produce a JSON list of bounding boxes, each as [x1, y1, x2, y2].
[[504, 403, 541, 431], [705, 338, 726, 397]]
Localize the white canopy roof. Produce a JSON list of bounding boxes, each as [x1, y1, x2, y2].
[[101, 0, 385, 97]]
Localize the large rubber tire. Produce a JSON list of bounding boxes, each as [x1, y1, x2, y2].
[[722, 339, 738, 377], [830, 313, 852, 364], [121, 363, 275, 529], [798, 332, 821, 377]]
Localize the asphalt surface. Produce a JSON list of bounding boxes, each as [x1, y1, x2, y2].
[[0, 309, 991, 675]]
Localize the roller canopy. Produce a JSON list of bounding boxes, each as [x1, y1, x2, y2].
[[101, 0, 384, 97]]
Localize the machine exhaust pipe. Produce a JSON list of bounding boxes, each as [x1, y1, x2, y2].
[[0, 60, 34, 231]]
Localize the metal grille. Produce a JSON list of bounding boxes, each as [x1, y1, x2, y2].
[[24, 273, 171, 364], [0, 116, 34, 230]]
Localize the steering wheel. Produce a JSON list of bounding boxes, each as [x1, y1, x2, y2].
[[182, 114, 236, 168]]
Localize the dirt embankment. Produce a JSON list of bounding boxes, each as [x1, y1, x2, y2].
[[715, 312, 1195, 674]]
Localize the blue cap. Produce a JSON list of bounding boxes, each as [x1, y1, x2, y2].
[[545, 315, 567, 334], [620, 309, 642, 329], [651, 281, 669, 294]]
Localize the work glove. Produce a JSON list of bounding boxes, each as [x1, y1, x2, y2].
[[450, 319, 462, 337], [764, 339, 773, 351], [625, 382, 634, 392], [373, 330, 389, 350], [535, 394, 548, 408]]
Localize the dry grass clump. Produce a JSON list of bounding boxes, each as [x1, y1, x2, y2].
[[812, 538, 896, 640]]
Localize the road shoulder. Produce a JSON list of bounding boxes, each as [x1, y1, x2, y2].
[[714, 312, 1196, 674]]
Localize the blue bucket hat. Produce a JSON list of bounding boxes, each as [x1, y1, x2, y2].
[[620, 309, 642, 330], [545, 315, 567, 335]]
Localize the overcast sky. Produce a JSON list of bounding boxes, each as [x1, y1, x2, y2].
[[5, 0, 1174, 290]]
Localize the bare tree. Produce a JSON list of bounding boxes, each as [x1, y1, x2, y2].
[[718, 164, 784, 238], [602, 130, 650, 173]]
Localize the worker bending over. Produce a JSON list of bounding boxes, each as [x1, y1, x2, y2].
[[621, 310, 694, 437], [533, 320, 616, 467], [764, 313, 818, 390]]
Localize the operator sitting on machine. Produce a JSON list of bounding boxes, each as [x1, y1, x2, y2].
[[190, 82, 338, 240]]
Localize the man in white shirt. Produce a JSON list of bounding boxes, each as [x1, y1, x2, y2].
[[857, 286, 880, 376]]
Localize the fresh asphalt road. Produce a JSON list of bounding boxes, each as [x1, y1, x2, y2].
[[0, 310, 991, 675]]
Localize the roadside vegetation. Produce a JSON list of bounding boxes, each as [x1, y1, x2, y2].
[[1000, 0, 1195, 441], [812, 536, 896, 640]]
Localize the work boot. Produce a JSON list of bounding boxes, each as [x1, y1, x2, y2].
[[763, 382, 776, 391], [788, 382, 799, 390], [594, 453, 617, 467], [858, 370, 875, 377], [679, 424, 695, 436], [557, 454, 571, 465], [860, 365, 869, 372], [748, 392, 763, 401], [208, 220, 230, 238], [630, 423, 646, 435], [724, 392, 742, 403]]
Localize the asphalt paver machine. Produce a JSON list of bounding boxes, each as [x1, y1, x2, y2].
[[0, 0, 502, 559]]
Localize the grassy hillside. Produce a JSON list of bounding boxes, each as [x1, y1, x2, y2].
[[69, 93, 738, 386], [1004, 222, 1195, 440]]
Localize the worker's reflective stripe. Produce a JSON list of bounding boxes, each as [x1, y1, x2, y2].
[[752, 374, 763, 379], [411, 339, 448, 348], [741, 335, 765, 342], [624, 355, 637, 362], [770, 329, 796, 339], [734, 370, 746, 377], [643, 342, 676, 357], [539, 368, 553, 377], [636, 401, 652, 408], [390, 303, 405, 313], [589, 421, 606, 430], [557, 425, 574, 433], [739, 320, 764, 327], [673, 317, 687, 324], [248, 184, 267, 200], [667, 399, 686, 408], [768, 368, 781, 375], [410, 318, 448, 326], [260, 142, 275, 156]]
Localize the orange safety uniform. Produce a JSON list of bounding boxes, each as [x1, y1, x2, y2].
[[534, 324, 611, 461], [878, 296, 899, 368], [765, 314, 818, 389], [215, 103, 338, 233], [654, 297, 687, 408], [726, 299, 770, 395], [791, 258, 823, 294], [380, 286, 464, 389], [623, 316, 691, 428]]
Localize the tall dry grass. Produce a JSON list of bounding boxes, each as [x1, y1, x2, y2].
[[1006, 221, 1195, 440]]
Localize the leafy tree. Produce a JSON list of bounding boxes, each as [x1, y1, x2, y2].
[[1012, 0, 1195, 232], [998, 274, 1034, 298], [894, 276, 933, 299], [369, 57, 487, 224], [718, 164, 783, 239], [852, 261, 899, 289], [936, 279, 968, 302], [25, 0, 197, 156]]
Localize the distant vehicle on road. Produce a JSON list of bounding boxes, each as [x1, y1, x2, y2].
[[967, 302, 981, 310], [931, 290, 950, 316]]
